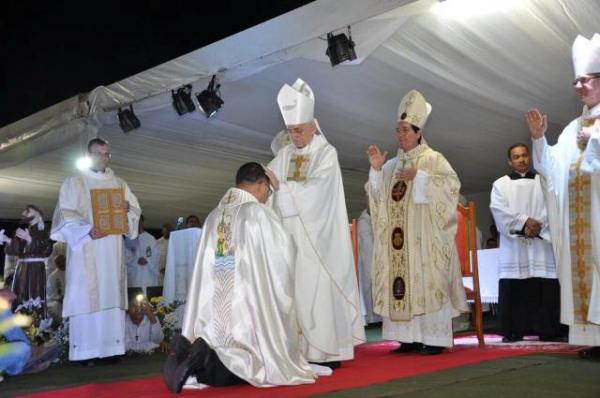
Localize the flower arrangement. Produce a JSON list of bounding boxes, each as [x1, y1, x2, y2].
[[14, 297, 54, 345], [149, 296, 185, 342], [47, 318, 69, 362]]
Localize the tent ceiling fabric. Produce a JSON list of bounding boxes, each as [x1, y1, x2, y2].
[[1, 0, 598, 227]]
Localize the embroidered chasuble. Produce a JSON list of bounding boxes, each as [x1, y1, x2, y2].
[[368, 144, 468, 323], [182, 188, 316, 387]]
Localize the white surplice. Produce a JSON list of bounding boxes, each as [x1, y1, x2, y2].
[[182, 188, 315, 387], [357, 210, 381, 325], [490, 173, 556, 279], [268, 131, 365, 362], [156, 236, 168, 285], [368, 144, 468, 347], [532, 105, 600, 345], [125, 231, 159, 293], [50, 167, 141, 360]]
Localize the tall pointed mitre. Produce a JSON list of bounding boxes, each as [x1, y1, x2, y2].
[[572, 33, 600, 77], [397, 89, 432, 129], [277, 78, 315, 126]]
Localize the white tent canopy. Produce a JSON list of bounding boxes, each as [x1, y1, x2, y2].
[[1, 0, 597, 229]]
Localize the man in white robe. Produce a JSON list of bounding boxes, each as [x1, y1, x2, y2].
[[50, 138, 141, 362], [166, 162, 316, 393], [367, 90, 468, 355], [125, 215, 159, 294], [526, 33, 600, 357], [265, 78, 365, 367], [490, 143, 564, 342], [156, 224, 172, 285], [358, 208, 381, 325]]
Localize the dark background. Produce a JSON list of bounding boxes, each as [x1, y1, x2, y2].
[[0, 0, 314, 128]]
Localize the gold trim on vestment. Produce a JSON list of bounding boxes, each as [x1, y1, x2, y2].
[[569, 154, 593, 324]]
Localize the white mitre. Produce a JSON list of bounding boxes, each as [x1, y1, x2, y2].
[[397, 89, 432, 130], [572, 33, 600, 77], [277, 78, 315, 126]]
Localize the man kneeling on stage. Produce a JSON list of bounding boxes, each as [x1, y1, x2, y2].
[[164, 162, 324, 393]]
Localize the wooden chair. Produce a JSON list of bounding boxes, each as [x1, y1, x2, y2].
[[455, 202, 485, 347], [350, 219, 359, 285]]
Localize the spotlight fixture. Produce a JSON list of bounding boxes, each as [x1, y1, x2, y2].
[[172, 84, 196, 115], [196, 75, 224, 118], [325, 26, 357, 67], [118, 105, 141, 133], [76, 156, 91, 171]]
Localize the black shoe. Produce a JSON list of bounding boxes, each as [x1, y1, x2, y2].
[[164, 336, 212, 394], [420, 345, 444, 355], [539, 335, 566, 342], [501, 334, 522, 343], [391, 342, 423, 353], [99, 355, 123, 365], [75, 359, 96, 367], [578, 346, 600, 359], [310, 361, 341, 370], [163, 335, 193, 394]]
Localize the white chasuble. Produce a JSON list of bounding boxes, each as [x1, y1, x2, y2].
[[182, 188, 316, 387], [490, 174, 556, 279], [532, 108, 600, 345], [51, 167, 141, 360], [368, 144, 468, 346], [268, 132, 365, 362]]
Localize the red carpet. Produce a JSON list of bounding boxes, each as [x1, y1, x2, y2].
[[20, 340, 578, 398]]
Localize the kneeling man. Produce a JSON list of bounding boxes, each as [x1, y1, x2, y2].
[[165, 162, 316, 392]]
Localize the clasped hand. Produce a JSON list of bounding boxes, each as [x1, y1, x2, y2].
[[524, 218, 542, 238]]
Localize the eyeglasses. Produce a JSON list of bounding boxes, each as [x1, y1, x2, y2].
[[261, 180, 273, 197], [572, 73, 600, 86]]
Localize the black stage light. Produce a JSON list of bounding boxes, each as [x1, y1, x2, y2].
[[325, 26, 357, 67], [172, 84, 196, 115], [118, 105, 140, 133], [196, 75, 223, 118]]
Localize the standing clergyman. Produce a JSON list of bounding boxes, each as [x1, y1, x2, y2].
[[266, 78, 365, 368], [366, 90, 468, 355], [51, 137, 141, 363], [526, 33, 600, 357]]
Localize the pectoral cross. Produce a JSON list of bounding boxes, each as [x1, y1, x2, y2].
[[290, 155, 307, 181]]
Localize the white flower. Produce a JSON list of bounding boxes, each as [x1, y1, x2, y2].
[[39, 317, 54, 332]]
